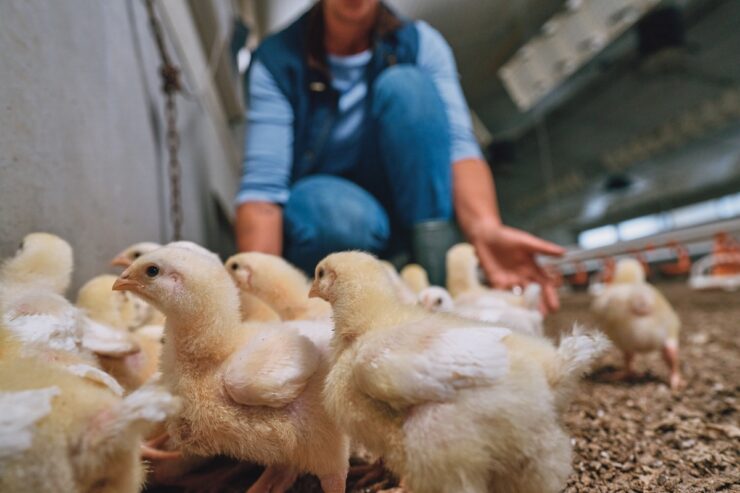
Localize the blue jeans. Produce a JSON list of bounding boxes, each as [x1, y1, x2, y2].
[[284, 66, 452, 273]]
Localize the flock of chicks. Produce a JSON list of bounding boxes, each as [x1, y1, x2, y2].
[[0, 232, 684, 493]]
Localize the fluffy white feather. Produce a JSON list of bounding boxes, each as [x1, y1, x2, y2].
[[223, 329, 321, 408], [354, 323, 511, 410], [65, 364, 124, 397], [0, 386, 60, 460]]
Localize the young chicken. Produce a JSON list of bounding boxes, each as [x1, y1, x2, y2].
[[114, 246, 349, 493], [112, 241, 221, 326], [223, 256, 282, 322], [0, 324, 180, 493], [225, 252, 331, 321], [592, 258, 683, 390], [379, 261, 418, 305], [1, 233, 139, 363], [400, 263, 430, 294], [76, 275, 162, 392], [77, 275, 143, 329], [111, 241, 163, 268], [311, 252, 609, 493], [419, 285, 544, 337], [446, 242, 539, 310]]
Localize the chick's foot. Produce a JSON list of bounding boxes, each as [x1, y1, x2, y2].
[[602, 352, 645, 383], [662, 342, 684, 391], [350, 459, 388, 489], [141, 443, 183, 461], [319, 470, 348, 493], [245, 465, 298, 493]]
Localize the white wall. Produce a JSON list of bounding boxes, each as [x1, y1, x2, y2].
[[0, 0, 241, 292]]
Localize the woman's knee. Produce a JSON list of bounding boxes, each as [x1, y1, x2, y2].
[[284, 175, 390, 271]]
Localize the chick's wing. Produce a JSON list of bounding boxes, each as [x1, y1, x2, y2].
[[353, 320, 511, 411], [629, 284, 657, 317], [223, 329, 321, 408], [0, 386, 59, 460]]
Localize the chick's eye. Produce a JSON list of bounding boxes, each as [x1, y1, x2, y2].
[[231, 263, 239, 271], [317, 268, 325, 279], [145, 265, 160, 278], [17, 241, 24, 251], [435, 298, 443, 306], [132, 251, 141, 259]]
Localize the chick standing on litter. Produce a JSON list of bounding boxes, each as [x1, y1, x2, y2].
[[225, 252, 332, 320], [114, 246, 349, 493], [0, 321, 179, 493], [311, 251, 609, 493], [76, 275, 162, 392], [592, 257, 683, 390]]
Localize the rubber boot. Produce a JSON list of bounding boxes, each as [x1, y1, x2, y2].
[[412, 220, 463, 287]]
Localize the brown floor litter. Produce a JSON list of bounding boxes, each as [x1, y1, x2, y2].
[[146, 284, 739, 493]]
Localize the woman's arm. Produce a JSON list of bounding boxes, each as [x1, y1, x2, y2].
[[235, 202, 283, 254], [235, 60, 294, 253], [453, 158, 565, 313]]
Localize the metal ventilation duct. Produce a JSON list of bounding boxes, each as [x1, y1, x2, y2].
[[499, 0, 661, 112]]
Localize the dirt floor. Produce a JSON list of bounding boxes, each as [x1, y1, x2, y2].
[[146, 284, 739, 493], [552, 284, 739, 493]]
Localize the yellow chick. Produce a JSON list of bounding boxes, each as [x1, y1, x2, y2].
[[76, 275, 142, 329], [592, 258, 683, 390], [311, 252, 609, 493], [112, 241, 220, 326], [379, 260, 418, 305], [114, 246, 349, 492], [222, 257, 282, 322], [0, 324, 180, 493], [446, 243, 539, 310], [400, 263, 430, 294], [1, 233, 139, 362], [418, 285, 544, 337], [1, 232, 74, 318], [111, 241, 167, 326], [76, 275, 162, 392], [110, 241, 162, 268], [225, 252, 331, 321]]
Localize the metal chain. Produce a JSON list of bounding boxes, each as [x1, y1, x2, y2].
[[144, 0, 183, 241]]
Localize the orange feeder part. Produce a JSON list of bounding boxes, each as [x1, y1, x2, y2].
[[568, 261, 589, 288], [712, 233, 740, 276], [631, 244, 654, 278], [600, 257, 616, 284], [545, 265, 564, 288], [660, 241, 691, 276]]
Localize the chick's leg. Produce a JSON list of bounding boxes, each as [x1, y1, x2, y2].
[[623, 351, 637, 377], [604, 351, 641, 382], [350, 459, 387, 488], [245, 465, 298, 493], [319, 470, 347, 493], [662, 341, 683, 390]]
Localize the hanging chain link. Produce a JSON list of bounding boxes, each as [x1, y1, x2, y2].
[[144, 0, 183, 241]]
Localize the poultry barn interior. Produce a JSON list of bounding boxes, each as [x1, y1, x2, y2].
[[1, 0, 739, 492]]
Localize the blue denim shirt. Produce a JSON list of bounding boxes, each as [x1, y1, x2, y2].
[[236, 20, 481, 205]]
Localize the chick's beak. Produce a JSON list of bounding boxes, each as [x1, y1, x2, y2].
[[112, 273, 142, 292], [308, 281, 320, 299], [111, 254, 132, 268]]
